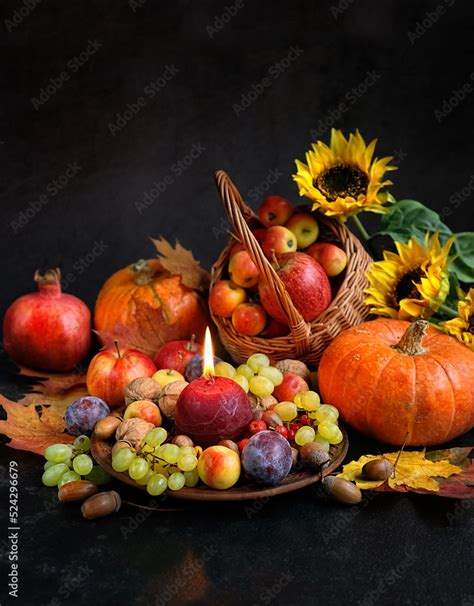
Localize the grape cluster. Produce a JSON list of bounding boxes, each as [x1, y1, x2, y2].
[[111, 427, 199, 496], [215, 353, 283, 397], [42, 436, 111, 488]]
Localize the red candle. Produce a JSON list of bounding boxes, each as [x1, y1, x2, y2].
[[174, 328, 252, 446]]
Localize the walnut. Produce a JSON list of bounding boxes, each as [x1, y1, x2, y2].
[[158, 380, 188, 420], [124, 377, 162, 406], [275, 359, 311, 383], [115, 418, 154, 448]]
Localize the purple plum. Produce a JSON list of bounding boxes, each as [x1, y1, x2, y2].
[[65, 396, 110, 436], [242, 431, 292, 486], [184, 354, 223, 382]]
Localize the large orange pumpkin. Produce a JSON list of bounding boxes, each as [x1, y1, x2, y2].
[[318, 318, 474, 446], [94, 259, 209, 344]]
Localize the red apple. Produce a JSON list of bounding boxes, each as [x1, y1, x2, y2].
[[86, 346, 156, 409], [258, 195, 293, 227], [260, 318, 289, 338], [209, 280, 247, 318], [229, 241, 246, 258], [232, 303, 267, 336], [229, 251, 260, 288], [285, 213, 319, 249], [306, 242, 348, 277], [251, 228, 267, 246], [154, 338, 202, 374], [262, 226, 297, 258], [124, 399, 162, 426], [273, 372, 309, 402], [258, 252, 331, 324]]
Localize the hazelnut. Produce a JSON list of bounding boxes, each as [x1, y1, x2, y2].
[[115, 418, 154, 448], [81, 491, 121, 520], [158, 380, 188, 420], [275, 359, 310, 383], [94, 415, 122, 440], [124, 377, 162, 406]]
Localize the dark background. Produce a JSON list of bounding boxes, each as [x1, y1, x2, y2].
[[1, 1, 474, 605]]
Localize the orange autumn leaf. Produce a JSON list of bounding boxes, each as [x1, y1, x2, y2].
[[151, 237, 210, 290]]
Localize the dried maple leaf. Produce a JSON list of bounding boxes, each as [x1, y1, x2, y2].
[[338, 450, 462, 492], [18, 365, 87, 396], [151, 236, 210, 290]]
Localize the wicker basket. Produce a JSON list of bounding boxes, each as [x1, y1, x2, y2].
[[210, 170, 373, 367]]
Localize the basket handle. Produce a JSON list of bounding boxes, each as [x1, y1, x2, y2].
[[215, 170, 312, 358]]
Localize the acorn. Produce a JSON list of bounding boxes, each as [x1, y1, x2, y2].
[[58, 480, 98, 503], [300, 442, 330, 471], [322, 476, 362, 505], [81, 491, 121, 520], [362, 457, 394, 481], [94, 415, 122, 440]]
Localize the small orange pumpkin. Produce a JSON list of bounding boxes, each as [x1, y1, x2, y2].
[[94, 259, 209, 343], [318, 318, 474, 446]]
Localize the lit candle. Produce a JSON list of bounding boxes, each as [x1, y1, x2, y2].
[[174, 327, 252, 446]]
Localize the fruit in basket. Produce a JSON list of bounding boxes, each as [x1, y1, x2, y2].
[[262, 226, 297, 258], [251, 228, 267, 246], [94, 259, 208, 342], [154, 338, 202, 375], [232, 303, 267, 336], [261, 318, 289, 338], [318, 318, 474, 445], [184, 354, 222, 381], [175, 376, 253, 445], [241, 431, 292, 485], [229, 251, 260, 288], [86, 345, 156, 408], [152, 368, 184, 388], [306, 242, 347, 277], [257, 195, 293, 227], [229, 241, 246, 258], [273, 372, 309, 402], [3, 269, 91, 371], [284, 213, 319, 249], [209, 280, 247, 318], [197, 445, 241, 489], [65, 397, 110, 436], [124, 400, 162, 426], [259, 252, 331, 323]]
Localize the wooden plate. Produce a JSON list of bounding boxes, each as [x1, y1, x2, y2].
[[91, 429, 349, 502]]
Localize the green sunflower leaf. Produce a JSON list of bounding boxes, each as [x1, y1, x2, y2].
[[451, 233, 474, 284]]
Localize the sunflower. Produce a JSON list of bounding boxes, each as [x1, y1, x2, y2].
[[441, 289, 474, 350], [293, 129, 397, 220], [364, 232, 455, 320]]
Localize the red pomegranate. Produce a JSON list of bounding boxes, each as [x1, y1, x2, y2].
[[3, 269, 91, 371]]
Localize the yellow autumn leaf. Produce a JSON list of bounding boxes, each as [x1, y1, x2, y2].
[[337, 450, 462, 492]]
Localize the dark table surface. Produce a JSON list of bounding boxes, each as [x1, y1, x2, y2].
[[1, 1, 474, 604]]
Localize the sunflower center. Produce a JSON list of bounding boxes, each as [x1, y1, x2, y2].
[[315, 164, 369, 201], [394, 267, 424, 303]]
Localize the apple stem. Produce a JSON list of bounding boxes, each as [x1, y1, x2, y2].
[[114, 340, 122, 358], [189, 334, 196, 350]]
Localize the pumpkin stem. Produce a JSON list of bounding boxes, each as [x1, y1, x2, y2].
[[131, 259, 155, 285], [392, 320, 428, 356], [34, 268, 62, 295]]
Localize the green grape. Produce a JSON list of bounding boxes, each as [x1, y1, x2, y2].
[[112, 448, 136, 472], [214, 361, 236, 378], [58, 470, 81, 488], [135, 468, 155, 486], [295, 426, 316, 446], [326, 427, 343, 445], [247, 353, 270, 372], [177, 452, 198, 472], [167, 472, 185, 491], [184, 468, 199, 487], [249, 376, 274, 398], [273, 401, 298, 422], [72, 454, 93, 475], [85, 465, 112, 485], [42, 463, 69, 487], [314, 405, 339, 424], [318, 422, 340, 442], [178, 445, 196, 457], [299, 391, 321, 412], [44, 443, 73, 464], [320, 404, 339, 418], [258, 366, 283, 386], [313, 435, 330, 452], [129, 457, 150, 481], [236, 364, 254, 379], [167, 465, 180, 475], [44, 461, 55, 471], [160, 444, 180, 464], [73, 435, 91, 453], [153, 463, 168, 476], [146, 473, 168, 496], [233, 375, 249, 393], [144, 427, 168, 448]]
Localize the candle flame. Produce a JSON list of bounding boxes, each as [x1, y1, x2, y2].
[[203, 327, 215, 377]]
